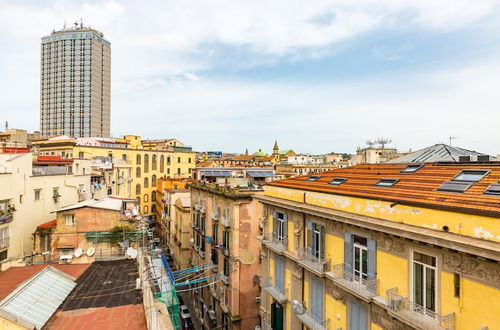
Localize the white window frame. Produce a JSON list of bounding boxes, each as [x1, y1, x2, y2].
[[276, 212, 286, 241], [353, 239, 368, 282], [64, 214, 75, 226], [410, 250, 438, 316]]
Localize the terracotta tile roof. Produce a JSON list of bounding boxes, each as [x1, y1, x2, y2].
[[267, 163, 500, 215], [230, 155, 255, 161], [0, 264, 90, 301], [37, 219, 57, 229]]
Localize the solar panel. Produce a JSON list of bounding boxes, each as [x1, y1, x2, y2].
[[246, 171, 276, 177], [484, 184, 500, 196], [437, 181, 471, 193]]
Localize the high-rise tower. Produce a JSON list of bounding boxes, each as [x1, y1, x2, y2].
[[40, 22, 111, 137]]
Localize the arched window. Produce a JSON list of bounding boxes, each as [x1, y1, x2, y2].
[[152, 155, 157, 171], [144, 194, 149, 202], [136, 184, 141, 195], [136, 154, 141, 165], [160, 155, 165, 173], [144, 154, 149, 173], [143, 205, 148, 214], [136, 196, 141, 204], [152, 175, 157, 186], [136, 167, 141, 178], [152, 204, 157, 213], [152, 191, 156, 202], [167, 156, 171, 164], [144, 177, 149, 188]]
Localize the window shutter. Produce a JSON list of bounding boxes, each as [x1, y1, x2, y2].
[[272, 211, 277, 237], [306, 221, 313, 255], [283, 214, 288, 240], [320, 225, 325, 259], [344, 232, 353, 274], [367, 238, 376, 281]]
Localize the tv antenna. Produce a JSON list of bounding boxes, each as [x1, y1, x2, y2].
[[449, 136, 459, 146], [377, 138, 391, 149], [366, 140, 376, 148]]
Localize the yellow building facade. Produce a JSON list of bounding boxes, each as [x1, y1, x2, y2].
[[258, 163, 499, 330], [32, 135, 195, 219]]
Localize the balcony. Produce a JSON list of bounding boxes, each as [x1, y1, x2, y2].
[[292, 301, 329, 330], [199, 250, 205, 259], [0, 236, 9, 249], [0, 213, 13, 224], [330, 264, 377, 300], [258, 233, 287, 254], [386, 288, 455, 330], [264, 277, 288, 304], [296, 248, 330, 275], [32, 166, 71, 176]]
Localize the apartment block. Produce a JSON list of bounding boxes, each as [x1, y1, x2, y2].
[[258, 163, 500, 330], [189, 167, 277, 330], [40, 24, 111, 138]]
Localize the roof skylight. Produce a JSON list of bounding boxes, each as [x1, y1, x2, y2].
[[452, 169, 489, 182], [305, 176, 321, 182], [374, 178, 399, 187], [437, 181, 471, 193], [400, 164, 424, 174], [328, 178, 347, 185], [483, 184, 500, 196]]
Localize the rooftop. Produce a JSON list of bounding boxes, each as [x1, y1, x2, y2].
[[387, 144, 487, 163], [268, 163, 500, 216], [55, 196, 136, 213]]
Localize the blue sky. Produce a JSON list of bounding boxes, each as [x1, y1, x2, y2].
[[1, 0, 500, 155]]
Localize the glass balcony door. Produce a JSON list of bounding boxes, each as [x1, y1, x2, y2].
[[353, 235, 368, 282], [412, 252, 436, 314]]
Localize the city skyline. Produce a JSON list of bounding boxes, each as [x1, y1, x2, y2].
[[1, 0, 500, 154]]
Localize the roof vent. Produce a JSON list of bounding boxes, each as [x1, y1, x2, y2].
[[437, 181, 471, 193]]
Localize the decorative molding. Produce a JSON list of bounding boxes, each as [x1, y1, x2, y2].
[[325, 220, 344, 235], [325, 280, 346, 304], [292, 262, 303, 281], [443, 252, 500, 288], [371, 232, 407, 258], [293, 216, 303, 251], [371, 304, 414, 330]]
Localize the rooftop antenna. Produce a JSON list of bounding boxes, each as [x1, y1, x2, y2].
[[377, 138, 391, 149], [5, 121, 8, 130], [80, 18, 83, 28], [63, 20, 67, 30], [366, 140, 375, 148], [449, 136, 459, 146]]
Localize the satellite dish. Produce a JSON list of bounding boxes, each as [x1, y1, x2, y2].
[[86, 247, 95, 256], [74, 248, 83, 257], [127, 247, 138, 259]]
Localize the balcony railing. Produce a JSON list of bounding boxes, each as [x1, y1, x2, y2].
[[0, 213, 13, 224], [264, 277, 288, 304], [259, 233, 288, 253], [0, 237, 9, 249], [292, 300, 329, 330], [32, 166, 71, 176], [386, 288, 455, 330], [296, 248, 330, 274], [330, 264, 377, 299]]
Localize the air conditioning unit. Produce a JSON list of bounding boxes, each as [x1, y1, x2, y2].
[[255, 296, 261, 303]]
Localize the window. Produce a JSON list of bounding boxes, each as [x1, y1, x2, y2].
[[144, 177, 149, 188], [144, 154, 149, 173], [352, 235, 368, 281], [64, 214, 75, 226], [223, 258, 230, 276], [412, 251, 436, 313], [305, 175, 321, 182], [177, 168, 181, 174], [307, 222, 325, 259], [484, 183, 500, 196], [122, 154, 127, 161], [188, 158, 192, 163], [401, 164, 424, 173], [136, 184, 141, 195], [144, 194, 149, 202], [136, 154, 141, 165], [160, 155, 165, 172], [452, 169, 489, 182], [273, 212, 287, 244], [309, 274, 324, 322], [437, 181, 471, 193], [152, 191, 156, 202], [152, 204, 156, 213], [223, 231, 230, 250], [143, 205, 149, 214], [34, 189, 41, 201], [344, 233, 376, 281], [213, 224, 219, 243], [152, 155, 157, 170], [79, 152, 84, 158], [328, 178, 347, 185], [152, 175, 157, 186], [0, 227, 9, 249], [274, 255, 285, 291], [374, 178, 399, 187], [136, 167, 141, 178], [177, 157, 181, 163]]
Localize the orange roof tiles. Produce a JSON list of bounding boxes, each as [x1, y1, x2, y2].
[[268, 163, 500, 215], [37, 219, 57, 229]]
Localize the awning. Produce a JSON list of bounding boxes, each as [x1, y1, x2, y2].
[[37, 219, 57, 229], [246, 171, 276, 178], [200, 170, 232, 177]]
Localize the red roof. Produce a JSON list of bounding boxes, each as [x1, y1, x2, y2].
[[36, 155, 73, 163], [37, 219, 57, 229], [0, 264, 90, 300], [1, 147, 29, 153]]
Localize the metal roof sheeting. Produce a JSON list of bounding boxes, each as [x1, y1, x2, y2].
[[200, 170, 232, 177], [246, 170, 276, 177], [387, 144, 487, 163], [0, 266, 76, 330]]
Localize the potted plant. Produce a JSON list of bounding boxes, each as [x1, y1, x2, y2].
[[7, 204, 16, 213], [53, 193, 61, 202]]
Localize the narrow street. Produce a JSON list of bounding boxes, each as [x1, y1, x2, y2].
[[178, 290, 202, 330]]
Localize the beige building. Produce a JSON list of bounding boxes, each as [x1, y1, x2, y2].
[[0, 152, 91, 261], [350, 146, 402, 165], [40, 23, 111, 138], [189, 167, 276, 330], [171, 197, 191, 270]]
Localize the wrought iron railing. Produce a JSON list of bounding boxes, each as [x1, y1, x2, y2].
[[292, 300, 329, 330], [386, 288, 455, 330], [0, 236, 9, 249], [296, 248, 330, 274], [260, 232, 288, 252], [264, 277, 288, 303], [331, 264, 377, 298]]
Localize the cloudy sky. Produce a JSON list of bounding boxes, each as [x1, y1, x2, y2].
[[1, 0, 500, 154]]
